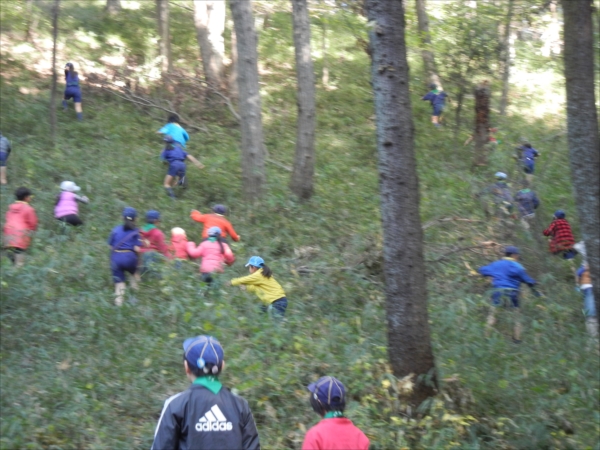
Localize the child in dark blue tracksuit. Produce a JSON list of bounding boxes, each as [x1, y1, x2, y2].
[[160, 136, 204, 198], [422, 84, 448, 127], [517, 143, 540, 181], [478, 246, 538, 342], [108, 207, 142, 306], [62, 62, 83, 120]]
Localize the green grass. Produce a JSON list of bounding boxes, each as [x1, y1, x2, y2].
[[1, 4, 599, 450]]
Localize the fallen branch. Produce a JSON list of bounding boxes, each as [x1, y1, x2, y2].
[[266, 158, 292, 172], [427, 241, 500, 263], [422, 217, 485, 230]]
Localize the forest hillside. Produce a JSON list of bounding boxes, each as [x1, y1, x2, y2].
[[1, 1, 598, 449]]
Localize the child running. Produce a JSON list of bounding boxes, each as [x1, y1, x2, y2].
[[169, 227, 190, 262], [2, 187, 38, 267], [229, 256, 287, 318], [543, 210, 577, 259], [107, 207, 142, 306], [478, 246, 539, 343], [139, 210, 171, 275], [160, 136, 204, 198], [421, 83, 448, 127], [157, 113, 189, 148], [302, 376, 369, 450], [0, 132, 11, 185], [62, 62, 83, 120], [190, 204, 240, 242], [517, 141, 540, 183], [513, 182, 539, 231], [54, 181, 89, 226], [186, 226, 235, 283]]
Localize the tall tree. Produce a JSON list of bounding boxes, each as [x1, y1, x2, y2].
[[230, 0, 266, 200], [49, 0, 60, 147], [366, 0, 437, 407], [414, 0, 441, 87], [473, 81, 491, 167], [193, 0, 226, 88], [156, 0, 172, 74], [562, 0, 600, 325], [290, 0, 316, 200], [499, 0, 514, 116], [229, 22, 238, 100], [106, 0, 121, 15]]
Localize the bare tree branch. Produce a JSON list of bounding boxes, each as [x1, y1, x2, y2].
[[422, 217, 485, 230]]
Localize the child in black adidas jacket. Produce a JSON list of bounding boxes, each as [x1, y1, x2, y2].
[[152, 335, 260, 450]]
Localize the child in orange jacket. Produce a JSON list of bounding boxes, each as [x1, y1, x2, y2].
[[3, 187, 38, 267], [190, 204, 240, 241]]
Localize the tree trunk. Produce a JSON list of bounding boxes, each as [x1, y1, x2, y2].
[[499, 0, 514, 115], [414, 0, 441, 88], [156, 0, 172, 74], [321, 16, 329, 86], [25, 0, 38, 42], [366, 0, 437, 408], [290, 0, 316, 200], [562, 0, 600, 327], [49, 0, 60, 147], [193, 0, 226, 88], [229, 22, 239, 100], [473, 81, 491, 166], [106, 0, 121, 15], [230, 0, 266, 201]]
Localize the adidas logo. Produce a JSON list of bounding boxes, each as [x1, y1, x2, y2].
[[195, 405, 233, 432]]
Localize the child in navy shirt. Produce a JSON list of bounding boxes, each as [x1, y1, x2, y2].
[[160, 136, 204, 198], [108, 207, 142, 306], [422, 83, 448, 127], [62, 62, 83, 121]]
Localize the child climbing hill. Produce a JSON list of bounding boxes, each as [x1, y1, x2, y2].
[[54, 181, 89, 226], [160, 136, 204, 198], [190, 205, 240, 241], [229, 256, 288, 318], [543, 210, 576, 259], [186, 226, 235, 283], [2, 187, 38, 267]]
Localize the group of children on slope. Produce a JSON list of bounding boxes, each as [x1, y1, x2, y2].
[[151, 335, 370, 450]]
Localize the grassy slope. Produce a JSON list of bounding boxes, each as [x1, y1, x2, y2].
[[1, 5, 598, 450]]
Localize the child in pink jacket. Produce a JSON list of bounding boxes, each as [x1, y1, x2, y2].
[[3, 187, 38, 267], [186, 226, 235, 283]]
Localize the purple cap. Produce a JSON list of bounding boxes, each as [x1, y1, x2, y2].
[[307, 376, 346, 407]]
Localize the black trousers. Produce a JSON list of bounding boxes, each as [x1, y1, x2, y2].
[[57, 214, 83, 226]]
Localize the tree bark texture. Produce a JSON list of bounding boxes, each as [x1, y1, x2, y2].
[[414, 0, 441, 88], [290, 0, 316, 200], [499, 0, 514, 115], [106, 0, 121, 15], [230, 0, 266, 200], [193, 0, 226, 88], [156, 0, 172, 74], [321, 16, 329, 86], [229, 23, 239, 100], [49, 0, 60, 146], [562, 0, 600, 324], [366, 0, 437, 408], [473, 82, 491, 166]]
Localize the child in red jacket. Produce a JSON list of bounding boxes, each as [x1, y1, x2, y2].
[[543, 210, 576, 259], [302, 376, 369, 450], [190, 204, 240, 241], [3, 187, 38, 267], [140, 210, 171, 275]]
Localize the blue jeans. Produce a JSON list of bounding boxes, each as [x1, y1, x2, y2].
[[582, 288, 597, 317], [491, 289, 519, 308], [260, 297, 288, 319]]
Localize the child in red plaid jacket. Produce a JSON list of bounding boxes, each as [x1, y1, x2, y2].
[[543, 210, 576, 259]]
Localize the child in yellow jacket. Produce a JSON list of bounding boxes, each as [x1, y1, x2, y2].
[[229, 256, 287, 318]]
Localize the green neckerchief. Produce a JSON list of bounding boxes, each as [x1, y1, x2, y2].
[[208, 237, 217, 242], [193, 375, 222, 394], [142, 224, 156, 232], [324, 411, 344, 419], [431, 89, 440, 95]]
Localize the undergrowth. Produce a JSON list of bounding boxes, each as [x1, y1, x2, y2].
[[1, 4, 598, 450]]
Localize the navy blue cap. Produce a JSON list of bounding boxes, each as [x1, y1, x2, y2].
[[308, 376, 346, 408], [123, 207, 137, 220], [554, 210, 566, 219], [505, 245, 520, 255], [183, 336, 224, 371], [146, 210, 160, 222], [213, 204, 227, 215]]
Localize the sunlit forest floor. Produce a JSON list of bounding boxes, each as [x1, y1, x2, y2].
[[1, 5, 598, 450]]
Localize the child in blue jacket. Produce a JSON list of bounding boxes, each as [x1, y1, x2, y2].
[[160, 136, 204, 198], [478, 246, 539, 342], [422, 84, 448, 127]]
